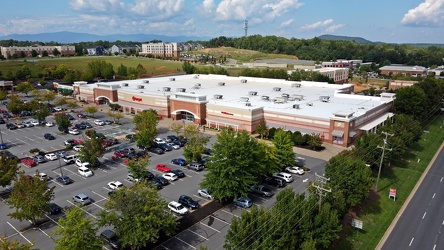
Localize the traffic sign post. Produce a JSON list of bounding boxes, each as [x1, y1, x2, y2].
[[389, 188, 396, 201]]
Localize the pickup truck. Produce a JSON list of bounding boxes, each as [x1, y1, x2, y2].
[[250, 185, 275, 197]]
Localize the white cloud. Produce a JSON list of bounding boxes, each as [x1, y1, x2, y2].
[[262, 0, 304, 21], [202, 0, 215, 14], [280, 19, 294, 28], [401, 0, 444, 26], [325, 24, 345, 33], [301, 19, 333, 30]]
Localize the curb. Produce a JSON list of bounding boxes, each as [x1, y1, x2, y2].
[[376, 141, 444, 249]]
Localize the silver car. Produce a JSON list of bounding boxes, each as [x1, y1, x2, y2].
[[72, 193, 91, 205], [197, 188, 213, 199]]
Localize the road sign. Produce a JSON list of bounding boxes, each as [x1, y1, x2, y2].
[[389, 188, 396, 201], [351, 219, 363, 229]]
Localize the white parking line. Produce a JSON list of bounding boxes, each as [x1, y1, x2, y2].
[[37, 227, 51, 238], [159, 245, 170, 250], [66, 200, 97, 219], [221, 209, 240, 218], [7, 221, 33, 245], [92, 190, 107, 200], [199, 222, 221, 233], [25, 136, 35, 142], [64, 168, 86, 179], [210, 215, 231, 225], [45, 214, 62, 228], [174, 236, 196, 249], [187, 229, 209, 240], [16, 138, 30, 145]]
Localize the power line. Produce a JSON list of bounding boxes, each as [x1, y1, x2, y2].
[[312, 173, 331, 211], [375, 131, 393, 192]]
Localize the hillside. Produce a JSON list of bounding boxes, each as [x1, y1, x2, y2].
[[191, 47, 298, 62], [318, 34, 374, 44]]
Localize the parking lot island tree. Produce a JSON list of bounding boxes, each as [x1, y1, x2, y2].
[[53, 206, 103, 250], [170, 122, 184, 137], [54, 96, 68, 109], [0, 236, 32, 250], [133, 109, 159, 149], [200, 128, 267, 202], [6, 95, 24, 115], [0, 151, 20, 188], [0, 90, 7, 101], [270, 129, 296, 168], [127, 157, 150, 182], [83, 105, 98, 118], [54, 112, 72, 132], [107, 110, 124, 124], [66, 99, 79, 109], [6, 171, 55, 226], [16, 82, 35, 96], [78, 130, 105, 168], [41, 90, 56, 104], [98, 183, 178, 249], [183, 124, 209, 163]]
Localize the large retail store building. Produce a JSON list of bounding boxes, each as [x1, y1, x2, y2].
[[54, 74, 395, 147]]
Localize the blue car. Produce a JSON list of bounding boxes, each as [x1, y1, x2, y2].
[[233, 197, 253, 208], [0, 144, 7, 150], [171, 158, 187, 166]]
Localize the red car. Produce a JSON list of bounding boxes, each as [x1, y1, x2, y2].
[[114, 150, 127, 158], [156, 164, 171, 172]]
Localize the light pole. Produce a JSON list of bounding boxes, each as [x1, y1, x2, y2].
[[0, 126, 3, 144], [58, 155, 64, 177]]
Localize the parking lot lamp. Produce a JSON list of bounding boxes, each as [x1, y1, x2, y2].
[[0, 126, 3, 144], [58, 156, 64, 177]]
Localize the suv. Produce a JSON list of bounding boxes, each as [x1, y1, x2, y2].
[[100, 230, 121, 250], [188, 162, 204, 171], [178, 195, 199, 209], [264, 177, 286, 188], [272, 172, 293, 183], [63, 155, 77, 164]]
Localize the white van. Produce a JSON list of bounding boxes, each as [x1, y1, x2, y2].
[[272, 172, 293, 183]]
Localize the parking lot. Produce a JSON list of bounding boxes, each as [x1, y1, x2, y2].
[[0, 102, 328, 249]]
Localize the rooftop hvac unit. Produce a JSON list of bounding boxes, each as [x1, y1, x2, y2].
[[170, 78, 176, 81], [261, 95, 270, 101], [320, 96, 330, 102], [240, 97, 249, 102], [193, 83, 201, 89], [218, 82, 225, 86], [193, 75, 199, 79], [273, 87, 281, 91], [214, 94, 223, 99], [248, 91, 258, 96], [291, 94, 304, 101], [307, 102, 313, 106], [291, 83, 301, 88], [137, 85, 144, 89], [121, 83, 129, 87], [281, 93, 290, 98], [245, 102, 251, 106], [293, 104, 300, 109], [190, 92, 195, 94], [240, 79, 247, 83], [176, 88, 186, 92], [163, 87, 171, 92], [274, 97, 286, 104], [143, 80, 149, 83]]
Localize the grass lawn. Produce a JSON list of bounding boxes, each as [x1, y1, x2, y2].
[[335, 115, 444, 249], [0, 56, 183, 79]]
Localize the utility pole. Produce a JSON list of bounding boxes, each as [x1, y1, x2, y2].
[[312, 173, 331, 211], [244, 19, 248, 37], [375, 131, 393, 192]]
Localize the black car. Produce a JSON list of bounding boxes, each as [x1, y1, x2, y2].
[[136, 150, 147, 158], [74, 123, 87, 130], [81, 121, 92, 128], [44, 133, 56, 140], [3, 112, 12, 118], [2, 101, 9, 106], [1, 150, 17, 160], [171, 169, 185, 178], [166, 135, 178, 142], [123, 148, 136, 154], [77, 113, 86, 118], [56, 176, 74, 185], [178, 195, 199, 209], [149, 147, 164, 155], [127, 152, 138, 160], [0, 118, 5, 124], [147, 180, 163, 189], [264, 177, 286, 188], [58, 126, 69, 133], [48, 203, 62, 215], [67, 114, 75, 120], [172, 139, 186, 147], [204, 148, 212, 155], [100, 229, 121, 250], [153, 176, 169, 186], [144, 171, 155, 180], [6, 123, 17, 130], [158, 143, 173, 151], [125, 134, 136, 141]]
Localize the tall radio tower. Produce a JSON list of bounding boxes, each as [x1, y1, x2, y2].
[[244, 19, 248, 37]]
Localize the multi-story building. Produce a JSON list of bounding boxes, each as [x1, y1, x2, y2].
[[313, 67, 350, 84], [0, 45, 75, 58], [54, 74, 395, 148], [140, 42, 180, 57], [322, 60, 353, 68], [86, 46, 106, 56], [379, 65, 427, 77], [110, 44, 141, 55]]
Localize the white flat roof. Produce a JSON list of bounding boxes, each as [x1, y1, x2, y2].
[[84, 74, 390, 120]]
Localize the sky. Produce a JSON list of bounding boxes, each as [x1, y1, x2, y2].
[[0, 0, 443, 43]]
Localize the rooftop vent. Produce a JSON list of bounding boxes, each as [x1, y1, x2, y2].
[[281, 93, 290, 98], [291, 94, 304, 101], [245, 102, 251, 106], [273, 87, 281, 92], [163, 87, 171, 92], [320, 96, 330, 102], [137, 85, 145, 89], [214, 94, 223, 99], [307, 102, 313, 106], [274, 97, 286, 104], [240, 97, 249, 102], [121, 83, 129, 87], [293, 104, 300, 109], [190, 92, 195, 94], [170, 78, 175, 81], [240, 79, 247, 83], [218, 82, 225, 86], [193, 75, 199, 79], [176, 88, 186, 92], [193, 83, 201, 89], [248, 91, 258, 96], [261, 95, 270, 101], [143, 80, 149, 84], [291, 83, 301, 88]]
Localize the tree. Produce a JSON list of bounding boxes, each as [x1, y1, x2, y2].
[[270, 129, 295, 168], [54, 96, 68, 109], [394, 85, 427, 119], [0, 90, 7, 100], [0, 151, 20, 188], [16, 82, 35, 96], [107, 110, 124, 123], [255, 121, 269, 139], [109, 103, 121, 111], [53, 206, 103, 250], [41, 90, 56, 104], [83, 105, 98, 117], [7, 95, 24, 115], [0, 236, 32, 250], [98, 183, 178, 249], [133, 110, 159, 148], [79, 130, 105, 168], [127, 157, 150, 181], [6, 171, 55, 226], [183, 124, 209, 163], [182, 61, 195, 74], [200, 129, 267, 202], [170, 122, 184, 137], [307, 133, 323, 149], [33, 104, 51, 123], [55, 112, 72, 132], [66, 99, 79, 109]]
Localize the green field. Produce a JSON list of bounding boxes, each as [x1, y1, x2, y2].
[[336, 115, 444, 249], [0, 56, 184, 79]]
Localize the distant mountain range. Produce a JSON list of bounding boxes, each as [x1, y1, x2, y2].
[[0, 31, 211, 43], [318, 34, 444, 47]]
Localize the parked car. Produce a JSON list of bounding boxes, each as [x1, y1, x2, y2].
[[166, 135, 179, 142], [172, 139, 186, 147], [126, 173, 141, 182], [6, 123, 17, 130], [72, 193, 91, 205], [153, 138, 166, 144], [156, 163, 171, 172], [153, 176, 169, 186], [264, 177, 286, 188], [0, 143, 7, 150], [233, 197, 253, 208], [114, 150, 127, 158], [108, 181, 124, 190], [285, 166, 305, 175], [48, 203, 62, 215], [178, 195, 199, 209], [75, 158, 90, 168], [197, 188, 213, 199], [33, 155, 46, 163], [171, 169, 185, 178], [63, 155, 78, 164], [123, 148, 136, 154], [158, 143, 173, 151], [3, 112, 12, 118], [53, 107, 63, 112], [68, 128, 80, 135], [45, 121, 55, 127], [171, 158, 187, 166], [188, 162, 204, 171], [272, 172, 293, 183], [250, 185, 275, 197], [73, 145, 84, 151], [44, 133, 56, 140], [162, 172, 178, 181], [149, 147, 164, 155], [74, 123, 86, 130], [35, 172, 49, 181], [78, 166, 93, 177], [147, 179, 163, 189], [81, 121, 92, 128], [167, 142, 180, 150], [0, 118, 5, 124], [55, 176, 73, 185], [103, 120, 112, 125], [77, 113, 86, 118], [31, 120, 40, 126], [125, 134, 136, 141], [168, 201, 188, 215], [67, 114, 74, 120], [100, 229, 121, 250], [144, 171, 155, 180], [44, 153, 58, 161]]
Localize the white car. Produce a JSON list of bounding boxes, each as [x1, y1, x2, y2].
[[162, 173, 178, 181], [31, 120, 40, 126], [94, 119, 105, 126], [73, 145, 84, 152], [108, 181, 124, 190], [69, 128, 80, 135], [167, 143, 180, 150], [78, 166, 93, 177], [153, 138, 166, 144], [45, 121, 55, 127], [285, 166, 305, 175], [75, 158, 90, 168], [168, 201, 188, 215], [35, 172, 48, 181], [44, 153, 58, 161], [197, 188, 213, 199], [54, 107, 63, 112]]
